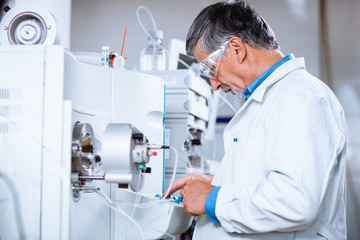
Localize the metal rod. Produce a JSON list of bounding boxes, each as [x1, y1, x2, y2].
[[148, 144, 170, 149], [78, 175, 105, 180]]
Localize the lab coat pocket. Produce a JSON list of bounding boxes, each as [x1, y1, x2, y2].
[[316, 222, 345, 240]]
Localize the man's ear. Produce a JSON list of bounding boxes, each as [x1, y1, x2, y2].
[[228, 37, 246, 64]]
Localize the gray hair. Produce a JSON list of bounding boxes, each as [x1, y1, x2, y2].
[[186, 0, 279, 56]]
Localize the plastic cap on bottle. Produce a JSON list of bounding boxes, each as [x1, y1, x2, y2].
[[148, 30, 163, 40], [112, 55, 125, 69], [102, 46, 109, 51]]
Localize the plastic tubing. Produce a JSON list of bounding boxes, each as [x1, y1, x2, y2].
[[136, 6, 157, 33], [199, 82, 238, 114], [163, 146, 178, 199], [214, 89, 237, 114], [0, 171, 26, 240], [218, 93, 237, 114], [211, 133, 217, 161], [136, 5, 237, 114], [92, 189, 176, 240], [136, 5, 237, 117], [136, 5, 191, 69], [95, 189, 145, 240], [0, 109, 68, 185], [217, 91, 227, 108], [129, 170, 143, 219], [0, 111, 57, 159]]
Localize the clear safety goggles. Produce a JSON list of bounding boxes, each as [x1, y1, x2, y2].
[[199, 42, 228, 79]]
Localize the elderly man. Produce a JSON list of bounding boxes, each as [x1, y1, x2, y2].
[[164, 1, 347, 239]]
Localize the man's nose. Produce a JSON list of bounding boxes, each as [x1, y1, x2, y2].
[[209, 78, 222, 91]]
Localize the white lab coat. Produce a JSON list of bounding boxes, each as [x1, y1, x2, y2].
[[194, 57, 347, 239]]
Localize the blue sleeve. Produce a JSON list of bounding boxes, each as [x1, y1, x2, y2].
[[205, 186, 221, 223]]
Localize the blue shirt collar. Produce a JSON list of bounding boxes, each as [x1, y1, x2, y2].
[[244, 54, 295, 101]]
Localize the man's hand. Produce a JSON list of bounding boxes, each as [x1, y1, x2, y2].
[[181, 179, 215, 216], [162, 173, 215, 216], [162, 173, 213, 197]]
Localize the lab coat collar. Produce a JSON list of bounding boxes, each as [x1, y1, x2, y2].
[[239, 56, 305, 108], [226, 57, 306, 130], [250, 56, 305, 103]]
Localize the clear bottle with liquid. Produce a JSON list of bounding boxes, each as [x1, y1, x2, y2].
[[140, 30, 166, 71]]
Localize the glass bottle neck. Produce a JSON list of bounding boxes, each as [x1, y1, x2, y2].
[[148, 38, 162, 45]]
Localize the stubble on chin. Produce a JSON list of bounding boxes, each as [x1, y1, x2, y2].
[[221, 86, 245, 109], [222, 86, 232, 93]]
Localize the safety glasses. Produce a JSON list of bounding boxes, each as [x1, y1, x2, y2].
[[199, 42, 228, 79]]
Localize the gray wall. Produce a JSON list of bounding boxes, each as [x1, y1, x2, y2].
[[328, 1, 360, 239], [71, 0, 321, 117], [70, 0, 320, 76]]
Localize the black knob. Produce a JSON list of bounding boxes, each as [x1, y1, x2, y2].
[[95, 155, 101, 163], [141, 167, 152, 173], [132, 133, 144, 141], [191, 139, 201, 145]]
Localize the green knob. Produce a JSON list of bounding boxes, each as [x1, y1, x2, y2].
[[139, 163, 146, 170]]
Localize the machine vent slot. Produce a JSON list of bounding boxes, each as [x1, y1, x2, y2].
[[0, 122, 9, 133], [0, 88, 23, 134]]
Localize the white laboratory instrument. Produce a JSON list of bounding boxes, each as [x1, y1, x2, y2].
[[64, 50, 175, 239], [145, 70, 216, 190], [0, 45, 72, 240], [0, 2, 195, 239], [0, 45, 193, 240], [70, 122, 154, 194], [64, 50, 165, 195]]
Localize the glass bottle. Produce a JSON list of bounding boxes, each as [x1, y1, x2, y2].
[[139, 30, 166, 71]]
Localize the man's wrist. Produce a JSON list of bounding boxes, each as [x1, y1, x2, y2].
[[205, 186, 221, 223]]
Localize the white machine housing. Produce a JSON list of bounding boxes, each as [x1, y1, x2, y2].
[[65, 51, 193, 239], [145, 70, 215, 190], [0, 0, 71, 47], [0, 45, 193, 240], [0, 45, 71, 240], [64, 51, 165, 195], [0, 0, 194, 239]]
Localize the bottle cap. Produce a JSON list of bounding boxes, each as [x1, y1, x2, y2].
[[148, 30, 163, 40], [112, 55, 125, 69], [102, 46, 109, 51]]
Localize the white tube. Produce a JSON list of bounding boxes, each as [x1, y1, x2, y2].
[[95, 189, 145, 240], [201, 77, 237, 114], [129, 170, 143, 232], [92, 189, 176, 240], [135, 5, 239, 114], [136, 6, 190, 69], [217, 91, 227, 108], [104, 173, 132, 183], [0, 106, 69, 188], [0, 171, 26, 240], [137, 6, 238, 115], [97, 189, 113, 204], [106, 204, 145, 240], [136, 6, 157, 33], [212, 133, 217, 161], [216, 91, 237, 114], [163, 146, 178, 199], [110, 202, 176, 240], [0, 111, 55, 157]]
